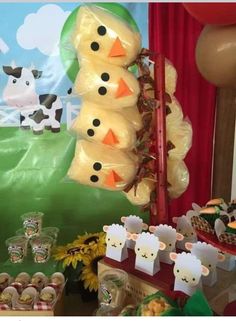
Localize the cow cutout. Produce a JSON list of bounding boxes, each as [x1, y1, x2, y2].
[[2, 65, 63, 134], [73, 6, 141, 67]]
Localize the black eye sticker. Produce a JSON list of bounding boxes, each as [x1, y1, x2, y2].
[[13, 79, 17, 84], [101, 73, 110, 82], [26, 81, 30, 86], [87, 129, 95, 137], [97, 26, 106, 36], [93, 162, 102, 171], [93, 119, 100, 127], [98, 86, 107, 95], [90, 42, 99, 51], [90, 175, 99, 183]]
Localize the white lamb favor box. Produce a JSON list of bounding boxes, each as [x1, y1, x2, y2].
[[217, 252, 236, 271], [170, 252, 209, 296], [131, 232, 166, 276], [103, 224, 131, 262], [172, 214, 197, 251], [185, 241, 225, 287], [121, 215, 148, 250], [149, 224, 184, 264], [214, 218, 236, 271]]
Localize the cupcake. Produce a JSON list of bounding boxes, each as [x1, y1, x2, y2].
[[226, 221, 236, 234], [199, 207, 220, 228], [206, 198, 224, 211]]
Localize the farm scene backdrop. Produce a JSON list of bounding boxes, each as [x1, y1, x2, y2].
[[0, 2, 148, 258]]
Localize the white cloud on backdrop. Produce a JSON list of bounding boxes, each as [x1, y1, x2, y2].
[[16, 4, 70, 56], [0, 38, 9, 54]]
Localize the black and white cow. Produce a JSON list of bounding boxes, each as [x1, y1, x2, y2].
[[2, 65, 63, 134]]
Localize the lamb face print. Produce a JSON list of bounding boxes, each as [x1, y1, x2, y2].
[[149, 224, 183, 264], [185, 241, 225, 286], [170, 252, 209, 296], [172, 215, 197, 250], [121, 215, 148, 249], [103, 224, 131, 262], [132, 232, 166, 276]]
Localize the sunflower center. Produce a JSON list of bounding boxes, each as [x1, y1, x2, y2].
[[91, 256, 104, 274], [84, 236, 99, 245], [67, 247, 81, 255]]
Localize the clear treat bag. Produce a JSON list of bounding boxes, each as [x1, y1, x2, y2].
[[96, 268, 128, 316]]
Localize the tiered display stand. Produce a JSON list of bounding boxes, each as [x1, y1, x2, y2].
[[196, 230, 236, 255], [99, 54, 236, 314]]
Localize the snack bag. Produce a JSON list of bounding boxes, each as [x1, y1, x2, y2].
[[136, 291, 182, 316]]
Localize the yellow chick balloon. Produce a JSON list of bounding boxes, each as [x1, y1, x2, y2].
[[166, 97, 184, 127], [120, 105, 143, 131], [167, 158, 189, 199], [71, 101, 137, 150], [73, 5, 142, 67], [167, 119, 192, 160], [68, 140, 138, 191], [124, 178, 155, 206], [74, 59, 140, 109]]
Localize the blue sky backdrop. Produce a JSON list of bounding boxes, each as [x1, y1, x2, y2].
[[0, 2, 148, 124]]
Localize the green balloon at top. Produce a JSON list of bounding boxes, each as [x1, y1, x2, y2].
[[60, 3, 140, 83]]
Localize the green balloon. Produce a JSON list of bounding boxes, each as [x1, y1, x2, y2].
[[60, 3, 140, 83]]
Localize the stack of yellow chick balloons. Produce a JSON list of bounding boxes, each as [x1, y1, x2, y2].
[[165, 60, 192, 199], [125, 61, 192, 204], [68, 5, 143, 193]]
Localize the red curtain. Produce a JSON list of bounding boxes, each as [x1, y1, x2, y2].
[[149, 3, 217, 220]]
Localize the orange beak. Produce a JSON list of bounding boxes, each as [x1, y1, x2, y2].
[[102, 129, 119, 145], [108, 37, 126, 57], [116, 78, 133, 98], [104, 170, 123, 188]]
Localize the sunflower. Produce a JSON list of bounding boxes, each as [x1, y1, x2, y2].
[[75, 232, 106, 254], [80, 246, 106, 292], [53, 243, 84, 269]]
